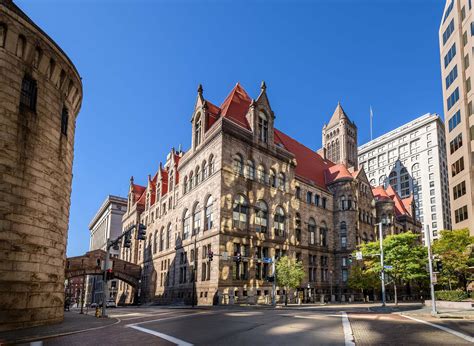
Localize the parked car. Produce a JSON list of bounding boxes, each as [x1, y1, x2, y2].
[[106, 300, 117, 308], [90, 302, 99, 308]]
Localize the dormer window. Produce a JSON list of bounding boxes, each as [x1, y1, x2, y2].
[[195, 113, 202, 147], [258, 111, 268, 143]]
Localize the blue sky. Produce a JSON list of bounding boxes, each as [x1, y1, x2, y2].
[[16, 0, 445, 257]]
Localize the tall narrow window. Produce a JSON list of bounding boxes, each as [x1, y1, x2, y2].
[[258, 111, 268, 143], [246, 160, 255, 180], [204, 196, 214, 231], [233, 154, 243, 175], [308, 218, 316, 245], [194, 114, 202, 147], [20, 75, 37, 112], [320, 224, 328, 247], [183, 210, 190, 240], [257, 165, 265, 183], [166, 224, 171, 249], [278, 173, 285, 191], [0, 23, 7, 48], [232, 194, 248, 229], [160, 228, 164, 251], [255, 200, 268, 233], [61, 107, 69, 136], [193, 203, 201, 235], [16, 35, 25, 58], [274, 206, 286, 237], [209, 154, 215, 174], [269, 169, 276, 188]]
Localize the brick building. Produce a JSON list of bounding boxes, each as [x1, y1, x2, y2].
[[0, 0, 82, 330], [117, 83, 420, 306]]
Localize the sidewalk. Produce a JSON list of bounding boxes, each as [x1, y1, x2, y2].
[[400, 305, 474, 320], [0, 310, 118, 345]]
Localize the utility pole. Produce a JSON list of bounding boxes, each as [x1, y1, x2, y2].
[[80, 274, 85, 314], [272, 256, 276, 306], [378, 221, 386, 307], [425, 225, 437, 316], [101, 240, 110, 318]]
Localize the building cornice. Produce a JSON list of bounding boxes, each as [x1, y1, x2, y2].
[[88, 195, 127, 230]]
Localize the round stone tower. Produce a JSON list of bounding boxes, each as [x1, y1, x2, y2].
[[0, 0, 82, 331]]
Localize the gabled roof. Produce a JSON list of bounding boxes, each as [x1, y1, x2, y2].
[[327, 102, 350, 128], [372, 185, 412, 217], [402, 196, 413, 217], [274, 128, 334, 189], [219, 83, 252, 130], [132, 183, 146, 202]]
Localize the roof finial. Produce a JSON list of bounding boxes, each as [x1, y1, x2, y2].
[[130, 176, 134, 184], [178, 143, 182, 152], [261, 81, 266, 91], [197, 83, 203, 96]]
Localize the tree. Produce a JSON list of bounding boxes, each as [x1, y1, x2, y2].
[[432, 229, 474, 291], [347, 262, 379, 300], [358, 232, 428, 305], [276, 256, 305, 306]]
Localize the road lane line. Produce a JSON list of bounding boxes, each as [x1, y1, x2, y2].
[[120, 311, 179, 321], [125, 310, 211, 327], [341, 312, 355, 346], [402, 315, 474, 343], [129, 325, 193, 346]]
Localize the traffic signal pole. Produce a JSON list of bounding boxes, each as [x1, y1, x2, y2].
[[272, 256, 276, 306], [101, 241, 111, 318], [425, 225, 437, 316]]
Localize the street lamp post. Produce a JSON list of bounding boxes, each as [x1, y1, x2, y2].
[[425, 225, 437, 316], [329, 270, 333, 303], [377, 221, 386, 307]]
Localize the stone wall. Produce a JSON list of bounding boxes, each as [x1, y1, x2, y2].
[[0, 0, 82, 331]]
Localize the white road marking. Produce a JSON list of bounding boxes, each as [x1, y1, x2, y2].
[[341, 312, 355, 346], [129, 325, 193, 346], [402, 314, 474, 343], [119, 311, 180, 321], [125, 310, 211, 327]]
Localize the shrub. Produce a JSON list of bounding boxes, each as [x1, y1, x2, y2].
[[435, 290, 469, 302]]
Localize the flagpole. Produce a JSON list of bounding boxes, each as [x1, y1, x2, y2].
[[370, 106, 373, 141]]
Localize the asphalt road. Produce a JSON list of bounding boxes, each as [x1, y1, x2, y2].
[[38, 306, 473, 346]]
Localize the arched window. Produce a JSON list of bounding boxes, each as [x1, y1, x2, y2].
[[278, 173, 285, 191], [202, 160, 208, 180], [246, 160, 255, 180], [0, 23, 7, 48], [274, 206, 286, 237], [347, 195, 353, 210], [189, 172, 194, 190], [232, 194, 248, 229], [154, 230, 158, 254], [166, 224, 171, 249], [389, 171, 398, 189], [411, 163, 419, 173], [255, 200, 268, 233], [258, 111, 269, 143], [195, 166, 200, 186], [335, 138, 340, 162], [160, 228, 164, 251], [205, 196, 214, 231], [183, 177, 188, 194], [233, 154, 243, 175], [308, 218, 316, 245], [257, 165, 265, 183], [194, 113, 202, 147], [369, 178, 376, 186], [193, 203, 201, 235], [340, 195, 346, 210], [209, 154, 215, 175], [183, 210, 190, 240], [320, 222, 328, 247], [379, 175, 386, 187], [269, 169, 276, 188], [33, 47, 42, 69]]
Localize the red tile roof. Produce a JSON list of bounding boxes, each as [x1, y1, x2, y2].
[[402, 196, 413, 216], [205, 101, 221, 131], [372, 185, 412, 217], [274, 128, 334, 189], [325, 163, 354, 184], [219, 83, 252, 130], [132, 183, 146, 202]]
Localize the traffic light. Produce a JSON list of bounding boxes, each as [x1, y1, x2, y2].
[[137, 223, 147, 240], [123, 233, 131, 248], [436, 260, 443, 272], [105, 269, 114, 281], [348, 255, 353, 264], [208, 250, 214, 261], [236, 252, 241, 263]]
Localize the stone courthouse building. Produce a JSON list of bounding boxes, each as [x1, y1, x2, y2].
[[117, 82, 420, 306], [0, 0, 82, 331]]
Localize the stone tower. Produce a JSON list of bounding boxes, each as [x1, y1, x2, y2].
[[0, 0, 82, 331], [322, 103, 358, 168]]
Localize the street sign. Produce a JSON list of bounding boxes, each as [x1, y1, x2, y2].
[[356, 251, 363, 260], [263, 257, 272, 263], [222, 252, 228, 260], [384, 265, 393, 269]]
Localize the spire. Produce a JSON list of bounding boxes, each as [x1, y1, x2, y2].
[[327, 102, 350, 127], [260, 81, 266, 91], [197, 83, 203, 96], [130, 176, 134, 184]]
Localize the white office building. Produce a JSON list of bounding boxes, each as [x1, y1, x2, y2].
[[358, 113, 451, 242], [86, 195, 127, 304]]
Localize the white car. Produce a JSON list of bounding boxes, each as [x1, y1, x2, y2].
[[106, 300, 117, 308]]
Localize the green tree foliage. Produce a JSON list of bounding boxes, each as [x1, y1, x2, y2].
[[356, 232, 428, 305], [347, 262, 379, 297], [276, 256, 305, 306], [432, 229, 474, 291]]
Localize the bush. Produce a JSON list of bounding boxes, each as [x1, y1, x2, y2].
[[435, 290, 469, 302]]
